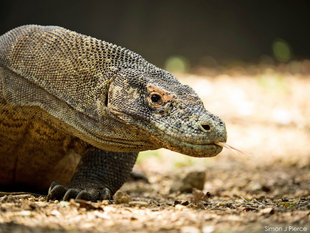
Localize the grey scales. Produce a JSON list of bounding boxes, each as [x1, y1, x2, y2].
[[0, 25, 227, 201]]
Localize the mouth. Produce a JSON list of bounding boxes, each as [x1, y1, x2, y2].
[[109, 109, 226, 156], [149, 124, 227, 157], [150, 132, 225, 157]]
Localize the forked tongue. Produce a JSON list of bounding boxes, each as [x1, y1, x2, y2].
[[215, 142, 250, 156]]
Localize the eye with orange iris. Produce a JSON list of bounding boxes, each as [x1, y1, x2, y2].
[[147, 85, 174, 107], [150, 93, 162, 104]]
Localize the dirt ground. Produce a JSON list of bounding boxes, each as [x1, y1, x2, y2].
[[1, 63, 310, 233]]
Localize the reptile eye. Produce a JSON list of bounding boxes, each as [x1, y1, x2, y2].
[[150, 93, 162, 104]]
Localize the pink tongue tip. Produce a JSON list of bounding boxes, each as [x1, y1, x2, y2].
[[215, 142, 250, 156]]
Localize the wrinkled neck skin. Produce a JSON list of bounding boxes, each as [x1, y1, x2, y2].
[[105, 68, 227, 157]]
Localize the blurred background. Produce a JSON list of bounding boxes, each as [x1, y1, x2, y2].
[[1, 0, 310, 69], [1, 0, 310, 170]]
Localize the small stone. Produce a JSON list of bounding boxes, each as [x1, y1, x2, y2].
[[205, 192, 212, 198], [19, 210, 32, 216], [171, 171, 206, 193], [75, 199, 102, 210], [181, 201, 190, 206], [50, 209, 61, 216], [259, 207, 275, 215], [242, 207, 255, 212], [261, 185, 271, 192], [69, 199, 79, 208], [175, 204, 185, 210], [187, 203, 205, 209], [28, 203, 37, 210], [0, 195, 8, 202], [129, 201, 148, 207], [35, 202, 48, 208], [192, 188, 204, 202], [59, 201, 69, 207], [181, 226, 200, 233], [93, 210, 109, 219], [101, 200, 109, 205], [202, 225, 215, 233], [196, 202, 206, 209], [113, 191, 130, 204], [174, 200, 181, 206]]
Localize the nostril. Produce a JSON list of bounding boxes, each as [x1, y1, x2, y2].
[[200, 123, 211, 132]]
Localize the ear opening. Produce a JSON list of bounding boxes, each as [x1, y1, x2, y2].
[[104, 91, 109, 107], [103, 76, 116, 108]]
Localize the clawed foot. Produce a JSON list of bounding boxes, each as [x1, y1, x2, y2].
[[47, 181, 111, 202]]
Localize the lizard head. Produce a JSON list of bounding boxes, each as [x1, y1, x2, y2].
[[107, 68, 227, 157]]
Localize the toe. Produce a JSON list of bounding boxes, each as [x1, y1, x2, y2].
[[76, 190, 93, 201], [100, 187, 112, 200], [47, 181, 113, 201], [48, 181, 60, 192], [63, 188, 80, 201], [47, 184, 66, 201]]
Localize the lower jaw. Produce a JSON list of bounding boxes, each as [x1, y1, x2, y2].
[[162, 141, 223, 158]]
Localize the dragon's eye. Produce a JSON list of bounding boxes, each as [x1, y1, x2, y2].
[[150, 93, 162, 104], [147, 86, 173, 107]]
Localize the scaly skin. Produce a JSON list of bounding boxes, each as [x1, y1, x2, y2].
[[0, 25, 226, 201]]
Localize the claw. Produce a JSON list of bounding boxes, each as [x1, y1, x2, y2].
[[63, 188, 80, 201], [47, 181, 113, 201], [48, 181, 59, 192], [76, 190, 92, 201], [47, 184, 66, 201], [100, 187, 112, 200]]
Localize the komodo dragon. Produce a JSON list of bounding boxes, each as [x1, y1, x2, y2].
[[0, 25, 227, 201]]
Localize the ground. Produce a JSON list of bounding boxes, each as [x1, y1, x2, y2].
[[1, 63, 310, 233]]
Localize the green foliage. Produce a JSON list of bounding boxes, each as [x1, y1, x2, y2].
[[279, 202, 297, 208], [173, 155, 197, 169], [165, 56, 190, 73], [256, 71, 288, 93], [272, 39, 292, 63], [172, 154, 214, 170], [136, 150, 160, 163]]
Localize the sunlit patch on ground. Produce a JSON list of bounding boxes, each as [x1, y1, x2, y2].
[[1, 64, 310, 233]]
